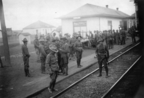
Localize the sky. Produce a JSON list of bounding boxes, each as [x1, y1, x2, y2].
[[2, 0, 135, 30]]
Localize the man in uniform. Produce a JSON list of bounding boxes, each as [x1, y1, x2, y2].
[[74, 36, 83, 68], [46, 44, 59, 93], [119, 29, 122, 45], [33, 35, 40, 62], [69, 38, 76, 60], [21, 38, 30, 77], [113, 30, 116, 45], [0, 56, 3, 68], [59, 38, 70, 75], [115, 30, 119, 45], [121, 29, 126, 45], [96, 37, 109, 77], [39, 37, 47, 74]]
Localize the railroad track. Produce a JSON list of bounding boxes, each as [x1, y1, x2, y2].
[[101, 56, 142, 98], [26, 42, 140, 98], [49, 43, 140, 98]]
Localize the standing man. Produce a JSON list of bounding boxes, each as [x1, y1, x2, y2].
[[33, 35, 40, 62], [21, 38, 30, 77], [74, 36, 83, 68], [39, 37, 47, 74], [96, 37, 109, 77], [0, 56, 3, 68], [115, 30, 119, 45], [121, 29, 126, 45], [46, 44, 59, 93], [59, 38, 70, 75]]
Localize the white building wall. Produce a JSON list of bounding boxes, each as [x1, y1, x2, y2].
[[100, 17, 122, 31], [62, 17, 129, 36], [85, 17, 99, 33], [62, 19, 73, 36], [62, 17, 100, 36]]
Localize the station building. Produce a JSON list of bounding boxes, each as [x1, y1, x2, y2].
[[59, 3, 134, 38]]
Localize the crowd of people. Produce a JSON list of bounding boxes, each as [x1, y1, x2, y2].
[[88, 29, 127, 49], [21, 27, 136, 93], [22, 34, 83, 93]]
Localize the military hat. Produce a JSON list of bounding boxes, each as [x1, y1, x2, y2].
[[39, 37, 45, 42], [22, 38, 28, 42], [49, 44, 58, 53]]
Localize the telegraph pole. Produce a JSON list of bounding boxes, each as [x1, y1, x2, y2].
[[0, 0, 11, 65]]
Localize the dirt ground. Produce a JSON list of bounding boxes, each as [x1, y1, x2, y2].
[[0, 47, 95, 98]]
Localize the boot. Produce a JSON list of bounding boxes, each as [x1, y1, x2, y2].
[[48, 87, 53, 93], [98, 68, 102, 77]]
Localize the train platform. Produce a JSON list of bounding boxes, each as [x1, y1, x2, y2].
[[0, 38, 136, 98]]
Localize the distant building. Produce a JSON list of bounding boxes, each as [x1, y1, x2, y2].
[[59, 4, 132, 38], [18, 33, 31, 45], [23, 21, 55, 34], [21, 21, 55, 44]]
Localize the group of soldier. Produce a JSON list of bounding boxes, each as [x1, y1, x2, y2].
[[21, 28, 128, 93], [89, 29, 127, 49], [27, 34, 82, 93]]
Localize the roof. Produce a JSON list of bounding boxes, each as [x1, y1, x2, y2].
[[59, 3, 130, 19], [130, 13, 135, 19], [18, 32, 31, 36], [23, 21, 55, 29]]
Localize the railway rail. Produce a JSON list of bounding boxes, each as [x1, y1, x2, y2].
[[26, 42, 140, 98], [101, 56, 142, 98], [50, 43, 140, 98]]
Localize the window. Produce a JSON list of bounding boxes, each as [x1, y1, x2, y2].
[[108, 21, 112, 26]]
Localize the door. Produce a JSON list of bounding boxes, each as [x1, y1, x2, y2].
[[73, 21, 87, 38]]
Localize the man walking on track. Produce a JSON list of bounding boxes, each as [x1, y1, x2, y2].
[[96, 37, 110, 78], [46, 44, 59, 93], [21, 38, 30, 77], [74, 36, 83, 68]]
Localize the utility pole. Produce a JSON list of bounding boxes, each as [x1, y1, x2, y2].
[[0, 0, 11, 65]]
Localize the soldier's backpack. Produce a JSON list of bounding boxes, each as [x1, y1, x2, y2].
[[97, 43, 106, 54]]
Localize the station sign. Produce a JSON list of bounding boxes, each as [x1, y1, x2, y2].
[[73, 21, 87, 27]]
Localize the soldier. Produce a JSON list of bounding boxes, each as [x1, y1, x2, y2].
[[69, 39, 75, 60], [33, 35, 40, 62], [53, 39, 63, 73], [109, 30, 113, 49], [121, 29, 126, 45], [107, 30, 111, 49], [119, 30, 123, 45], [113, 30, 116, 45], [115, 30, 119, 45], [46, 44, 59, 93], [128, 26, 136, 43], [59, 38, 70, 75], [21, 38, 30, 77], [0, 56, 3, 68], [74, 36, 83, 68], [39, 37, 47, 74], [96, 37, 109, 77]]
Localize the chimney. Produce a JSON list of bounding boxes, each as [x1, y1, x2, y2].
[[106, 5, 108, 8], [116, 8, 119, 11]]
